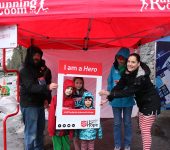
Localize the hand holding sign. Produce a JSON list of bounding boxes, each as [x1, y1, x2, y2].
[[56, 60, 102, 129], [100, 99, 108, 106], [48, 83, 58, 90], [99, 90, 110, 96]]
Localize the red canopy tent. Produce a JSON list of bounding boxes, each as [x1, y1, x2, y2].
[[1, 0, 170, 49], [1, 1, 170, 149]]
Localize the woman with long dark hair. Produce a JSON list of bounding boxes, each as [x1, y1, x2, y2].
[[100, 53, 161, 150]]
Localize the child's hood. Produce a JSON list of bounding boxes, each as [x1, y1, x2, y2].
[[116, 47, 130, 59], [63, 79, 75, 94], [63, 79, 75, 108], [81, 91, 94, 107]]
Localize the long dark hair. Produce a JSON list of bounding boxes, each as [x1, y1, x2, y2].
[[128, 53, 151, 75], [129, 53, 140, 63], [73, 77, 87, 96], [73, 77, 85, 89]]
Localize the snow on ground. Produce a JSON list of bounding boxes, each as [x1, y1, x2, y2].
[[0, 112, 24, 150], [0, 110, 170, 150]]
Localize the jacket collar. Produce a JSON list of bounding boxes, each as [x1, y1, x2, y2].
[[137, 62, 151, 77]]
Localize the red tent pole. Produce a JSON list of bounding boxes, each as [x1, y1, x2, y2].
[[2, 48, 20, 150]]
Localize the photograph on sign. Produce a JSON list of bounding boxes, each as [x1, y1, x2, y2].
[[56, 60, 102, 129], [62, 76, 96, 115]]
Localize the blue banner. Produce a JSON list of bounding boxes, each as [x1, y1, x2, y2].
[[156, 41, 170, 110]]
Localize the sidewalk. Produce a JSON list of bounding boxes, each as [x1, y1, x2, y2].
[[0, 111, 170, 150], [94, 115, 170, 150]]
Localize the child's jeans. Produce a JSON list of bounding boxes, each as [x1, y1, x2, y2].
[[112, 107, 133, 148], [73, 137, 80, 150], [81, 140, 94, 150]]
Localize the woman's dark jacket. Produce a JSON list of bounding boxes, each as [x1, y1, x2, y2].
[[108, 62, 161, 115]]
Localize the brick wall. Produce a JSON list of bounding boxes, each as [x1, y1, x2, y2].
[[139, 42, 156, 82]]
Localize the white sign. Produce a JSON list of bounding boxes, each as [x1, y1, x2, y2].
[[0, 25, 17, 48], [56, 60, 102, 129]]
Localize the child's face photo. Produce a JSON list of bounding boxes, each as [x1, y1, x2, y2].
[[65, 87, 73, 96], [84, 97, 92, 108], [74, 78, 83, 90]]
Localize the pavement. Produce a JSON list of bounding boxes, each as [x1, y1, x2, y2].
[[1, 111, 170, 150]]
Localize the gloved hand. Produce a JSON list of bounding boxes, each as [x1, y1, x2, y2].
[[107, 90, 116, 102], [107, 93, 114, 102]]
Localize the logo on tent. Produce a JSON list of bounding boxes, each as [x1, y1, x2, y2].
[[0, 0, 49, 16], [140, 0, 170, 12]]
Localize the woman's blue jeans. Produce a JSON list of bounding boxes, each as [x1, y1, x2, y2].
[[21, 107, 45, 150], [112, 107, 133, 148]]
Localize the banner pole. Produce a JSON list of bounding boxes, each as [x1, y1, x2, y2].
[[2, 48, 20, 150]]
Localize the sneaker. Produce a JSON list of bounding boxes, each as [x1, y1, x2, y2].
[[124, 146, 130, 150], [114, 146, 121, 150]]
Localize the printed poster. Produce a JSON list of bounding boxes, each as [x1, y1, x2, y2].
[[0, 25, 17, 48], [156, 41, 170, 110], [56, 60, 102, 129]]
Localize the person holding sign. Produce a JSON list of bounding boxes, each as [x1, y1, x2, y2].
[[107, 47, 135, 150], [48, 79, 75, 150], [99, 53, 161, 150], [79, 91, 102, 150], [20, 45, 57, 150]]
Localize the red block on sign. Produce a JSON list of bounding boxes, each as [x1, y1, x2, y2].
[[59, 60, 102, 76], [81, 121, 87, 127], [62, 109, 95, 115]]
